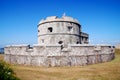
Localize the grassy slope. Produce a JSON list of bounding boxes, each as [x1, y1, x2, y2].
[[1, 49, 120, 80]]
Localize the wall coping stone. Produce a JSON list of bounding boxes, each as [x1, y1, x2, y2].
[[5, 44, 29, 47]]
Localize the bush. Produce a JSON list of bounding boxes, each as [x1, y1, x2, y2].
[[115, 49, 120, 55], [0, 60, 20, 80]]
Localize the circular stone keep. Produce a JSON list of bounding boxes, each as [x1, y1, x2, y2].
[[38, 16, 89, 45]]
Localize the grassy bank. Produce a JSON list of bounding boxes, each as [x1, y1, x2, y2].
[[0, 58, 20, 80], [1, 49, 120, 80]]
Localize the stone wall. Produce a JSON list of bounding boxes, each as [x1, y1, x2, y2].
[[4, 44, 115, 67], [38, 21, 81, 45]]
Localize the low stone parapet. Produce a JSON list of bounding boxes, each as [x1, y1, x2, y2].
[[4, 44, 115, 67]]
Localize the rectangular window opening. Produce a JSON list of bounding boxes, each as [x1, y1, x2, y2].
[[48, 27, 53, 32], [68, 26, 72, 31], [42, 39, 44, 43]]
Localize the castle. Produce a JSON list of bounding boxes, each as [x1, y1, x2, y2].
[[4, 15, 115, 66]]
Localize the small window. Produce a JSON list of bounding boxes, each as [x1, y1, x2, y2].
[[58, 41, 63, 44], [81, 37, 83, 40], [48, 27, 53, 32], [61, 45, 63, 50], [70, 22, 72, 25], [85, 38, 88, 41], [76, 41, 79, 44], [113, 46, 115, 48], [38, 30, 40, 32], [68, 26, 72, 31], [42, 39, 44, 43]]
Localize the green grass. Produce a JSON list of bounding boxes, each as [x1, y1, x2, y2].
[[0, 49, 120, 80]]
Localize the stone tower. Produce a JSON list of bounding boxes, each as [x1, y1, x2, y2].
[[38, 15, 89, 45]]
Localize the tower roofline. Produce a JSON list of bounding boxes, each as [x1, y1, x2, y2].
[[38, 16, 80, 26]]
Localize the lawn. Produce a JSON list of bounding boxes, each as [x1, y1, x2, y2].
[[1, 49, 120, 80]]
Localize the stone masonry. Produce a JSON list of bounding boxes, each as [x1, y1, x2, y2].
[[4, 15, 115, 67]]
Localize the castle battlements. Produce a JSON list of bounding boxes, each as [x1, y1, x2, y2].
[[39, 16, 80, 25]]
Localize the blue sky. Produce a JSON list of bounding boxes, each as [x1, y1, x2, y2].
[[0, 0, 120, 47]]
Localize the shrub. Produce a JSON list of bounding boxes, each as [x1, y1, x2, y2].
[[0, 60, 20, 80], [115, 49, 120, 55]]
